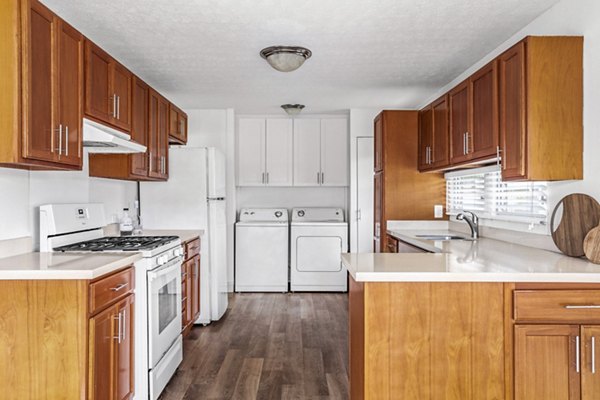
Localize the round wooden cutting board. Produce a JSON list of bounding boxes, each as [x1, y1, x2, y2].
[[584, 226, 600, 264], [551, 193, 600, 257]]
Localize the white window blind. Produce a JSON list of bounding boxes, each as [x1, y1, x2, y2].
[[446, 166, 548, 225]]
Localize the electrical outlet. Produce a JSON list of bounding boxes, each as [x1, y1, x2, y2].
[[434, 205, 444, 218]]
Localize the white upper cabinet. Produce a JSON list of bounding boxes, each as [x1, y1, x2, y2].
[[238, 116, 348, 187], [293, 119, 322, 186], [320, 118, 348, 186], [238, 118, 265, 186], [237, 118, 293, 186], [265, 119, 293, 186]]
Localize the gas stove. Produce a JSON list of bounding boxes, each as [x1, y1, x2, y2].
[[54, 235, 179, 252]]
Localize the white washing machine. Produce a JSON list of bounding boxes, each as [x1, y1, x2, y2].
[[290, 208, 348, 292], [235, 208, 289, 292]]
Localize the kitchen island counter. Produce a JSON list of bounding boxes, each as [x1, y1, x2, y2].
[[343, 228, 600, 282]]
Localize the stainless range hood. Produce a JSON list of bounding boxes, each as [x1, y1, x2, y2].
[[83, 118, 146, 153]]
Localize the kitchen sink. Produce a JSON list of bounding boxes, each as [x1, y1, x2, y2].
[[415, 234, 474, 241]]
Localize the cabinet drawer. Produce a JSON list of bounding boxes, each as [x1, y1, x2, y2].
[[514, 290, 600, 323], [185, 238, 200, 260], [89, 267, 134, 314], [386, 235, 398, 253]]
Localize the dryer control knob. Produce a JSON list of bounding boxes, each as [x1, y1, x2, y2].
[[298, 210, 305, 217], [275, 211, 283, 218]]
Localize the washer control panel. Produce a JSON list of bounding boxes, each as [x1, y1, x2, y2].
[[239, 208, 288, 222]]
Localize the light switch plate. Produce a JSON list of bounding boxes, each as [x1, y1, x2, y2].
[[434, 205, 444, 218]]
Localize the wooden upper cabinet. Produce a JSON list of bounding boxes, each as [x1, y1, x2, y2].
[[418, 107, 433, 171], [85, 41, 112, 122], [469, 60, 499, 161], [148, 89, 169, 180], [374, 114, 383, 172], [431, 95, 449, 168], [130, 77, 149, 177], [449, 80, 470, 164], [85, 40, 132, 133], [111, 63, 132, 131], [169, 104, 188, 144], [499, 36, 583, 181], [0, 0, 83, 170], [56, 19, 84, 167], [24, 1, 56, 164], [514, 324, 581, 400]]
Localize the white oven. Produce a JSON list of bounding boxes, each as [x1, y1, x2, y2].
[[147, 255, 183, 369]]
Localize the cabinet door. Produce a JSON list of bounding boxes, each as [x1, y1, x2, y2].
[[130, 77, 149, 177], [418, 107, 433, 171], [157, 95, 169, 180], [265, 119, 293, 186], [373, 171, 383, 253], [85, 41, 112, 122], [293, 119, 322, 186], [148, 90, 162, 179], [582, 326, 600, 400], [499, 42, 527, 180], [23, 1, 57, 163], [449, 81, 470, 164], [374, 114, 383, 172], [320, 118, 348, 186], [169, 104, 180, 141], [56, 20, 83, 167], [111, 63, 132, 131], [431, 95, 449, 169], [178, 112, 188, 144], [469, 60, 499, 160], [515, 324, 581, 400], [115, 295, 134, 400], [89, 304, 117, 400], [191, 255, 201, 320], [237, 119, 266, 186]]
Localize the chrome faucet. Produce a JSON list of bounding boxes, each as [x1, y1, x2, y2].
[[456, 211, 479, 240]]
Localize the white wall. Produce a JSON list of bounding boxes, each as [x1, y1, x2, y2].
[[0, 152, 138, 249], [348, 109, 380, 252], [420, 0, 600, 237]]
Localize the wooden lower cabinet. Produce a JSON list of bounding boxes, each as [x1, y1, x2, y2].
[[181, 237, 201, 335], [349, 278, 505, 399], [0, 267, 135, 399]]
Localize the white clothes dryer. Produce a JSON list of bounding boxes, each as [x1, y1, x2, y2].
[[290, 208, 348, 292]]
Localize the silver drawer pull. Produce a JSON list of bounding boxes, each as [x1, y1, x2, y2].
[[110, 283, 128, 292], [564, 305, 600, 309], [593, 336, 596, 374], [576, 335, 580, 373]]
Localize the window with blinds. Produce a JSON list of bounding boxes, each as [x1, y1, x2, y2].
[[446, 166, 548, 225]]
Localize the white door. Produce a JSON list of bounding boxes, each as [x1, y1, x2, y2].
[[293, 119, 321, 186], [356, 137, 374, 253], [265, 119, 293, 186], [320, 118, 348, 186], [237, 118, 265, 186]]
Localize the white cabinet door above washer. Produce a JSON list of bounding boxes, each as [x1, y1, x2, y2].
[[237, 118, 266, 186], [265, 119, 293, 186], [320, 118, 348, 186], [293, 119, 321, 186]]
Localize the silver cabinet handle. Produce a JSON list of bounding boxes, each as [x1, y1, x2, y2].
[[261, 172, 265, 184], [462, 133, 466, 155], [465, 132, 469, 154], [425, 146, 429, 165], [576, 335, 581, 373], [111, 282, 128, 292], [593, 336, 596, 374], [113, 311, 122, 344], [496, 146, 502, 167], [64, 125, 69, 156], [111, 94, 117, 118], [565, 305, 600, 309], [149, 152, 153, 171], [121, 308, 126, 341], [116, 95, 120, 120], [321, 172, 325, 184], [56, 124, 63, 155]]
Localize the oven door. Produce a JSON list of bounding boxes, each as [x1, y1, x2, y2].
[[147, 256, 183, 368]]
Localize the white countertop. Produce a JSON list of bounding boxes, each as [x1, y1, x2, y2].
[[343, 228, 600, 283], [0, 252, 142, 280]]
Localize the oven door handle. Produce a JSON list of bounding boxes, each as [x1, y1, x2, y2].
[[148, 257, 183, 281]]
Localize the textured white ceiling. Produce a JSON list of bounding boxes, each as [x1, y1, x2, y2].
[[42, 0, 560, 114]]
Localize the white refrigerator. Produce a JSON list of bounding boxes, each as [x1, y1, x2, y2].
[[140, 147, 228, 323]]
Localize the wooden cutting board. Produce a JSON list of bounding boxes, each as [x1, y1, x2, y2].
[[551, 193, 600, 257], [584, 226, 600, 264]]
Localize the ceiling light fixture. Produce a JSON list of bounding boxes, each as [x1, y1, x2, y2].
[[281, 104, 305, 116], [260, 46, 312, 72]]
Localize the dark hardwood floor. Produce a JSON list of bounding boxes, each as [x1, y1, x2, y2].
[[160, 293, 349, 400]]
